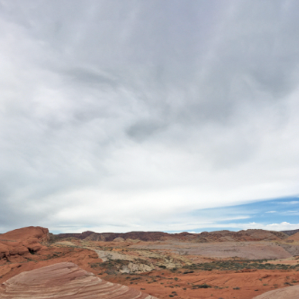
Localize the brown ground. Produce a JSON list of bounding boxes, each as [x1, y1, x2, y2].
[[287, 231, 299, 241], [1, 227, 299, 299], [111, 268, 299, 299], [252, 284, 299, 299], [128, 240, 295, 259]]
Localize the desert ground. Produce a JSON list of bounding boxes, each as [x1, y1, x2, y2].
[[1, 227, 299, 298]]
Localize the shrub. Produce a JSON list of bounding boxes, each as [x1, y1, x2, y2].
[[192, 284, 212, 289]]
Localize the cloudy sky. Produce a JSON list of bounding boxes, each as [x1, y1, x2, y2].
[[1, 0, 299, 233]]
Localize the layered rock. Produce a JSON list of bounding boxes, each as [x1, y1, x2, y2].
[[0, 262, 158, 299], [252, 285, 299, 299]]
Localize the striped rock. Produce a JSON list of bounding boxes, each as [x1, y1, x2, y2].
[[253, 285, 299, 299], [0, 262, 158, 299]]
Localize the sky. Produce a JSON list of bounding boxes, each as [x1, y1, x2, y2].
[[1, 0, 299, 234]]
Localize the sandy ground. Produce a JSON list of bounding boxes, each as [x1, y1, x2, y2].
[[107, 268, 299, 299], [252, 284, 299, 299]]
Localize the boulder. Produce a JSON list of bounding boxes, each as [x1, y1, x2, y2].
[[0, 226, 49, 260]]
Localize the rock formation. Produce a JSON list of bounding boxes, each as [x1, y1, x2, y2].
[[252, 285, 299, 299], [0, 262, 158, 299], [0, 226, 49, 260]]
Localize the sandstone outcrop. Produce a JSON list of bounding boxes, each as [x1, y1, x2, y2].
[[252, 285, 299, 299], [0, 226, 49, 260], [94, 249, 155, 274], [0, 262, 158, 299], [119, 262, 154, 274]]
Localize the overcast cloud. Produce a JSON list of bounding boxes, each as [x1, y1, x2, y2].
[[1, 0, 299, 233]]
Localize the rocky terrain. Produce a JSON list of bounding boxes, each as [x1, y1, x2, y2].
[[1, 226, 299, 299]]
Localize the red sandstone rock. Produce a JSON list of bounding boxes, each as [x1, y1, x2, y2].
[[0, 227, 49, 260], [1, 226, 49, 242], [0, 262, 158, 299]]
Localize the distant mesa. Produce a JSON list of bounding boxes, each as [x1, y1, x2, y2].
[[1, 226, 297, 248], [55, 228, 289, 243], [55, 231, 170, 242], [0, 262, 158, 299]]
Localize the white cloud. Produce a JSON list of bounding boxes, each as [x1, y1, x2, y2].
[[278, 201, 299, 205]]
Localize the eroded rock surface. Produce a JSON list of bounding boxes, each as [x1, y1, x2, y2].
[[0, 226, 49, 260], [0, 262, 158, 299], [95, 249, 135, 262], [252, 285, 299, 299], [93, 249, 155, 274]]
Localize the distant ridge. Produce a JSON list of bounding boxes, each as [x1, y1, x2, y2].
[[281, 228, 299, 236], [55, 229, 288, 243]]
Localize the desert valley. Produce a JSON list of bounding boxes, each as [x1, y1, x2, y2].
[[2, 1, 299, 298], [1, 226, 299, 299]]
